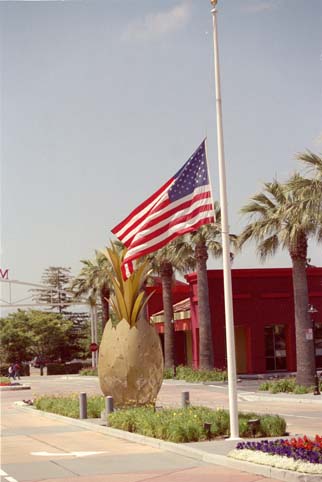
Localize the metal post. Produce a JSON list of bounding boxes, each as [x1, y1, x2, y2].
[[105, 396, 114, 414], [105, 396, 114, 426], [210, 0, 239, 439], [181, 391, 190, 408], [79, 392, 87, 419], [172, 318, 177, 377]]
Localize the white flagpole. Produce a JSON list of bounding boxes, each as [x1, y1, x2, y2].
[[210, 0, 240, 440]]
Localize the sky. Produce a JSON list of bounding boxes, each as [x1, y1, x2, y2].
[[1, 0, 322, 296]]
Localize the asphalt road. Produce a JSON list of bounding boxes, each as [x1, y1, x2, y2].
[[1, 374, 321, 482]]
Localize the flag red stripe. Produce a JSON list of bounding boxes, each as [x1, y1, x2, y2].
[[112, 178, 173, 237], [122, 190, 212, 247], [119, 196, 170, 247], [128, 203, 214, 250], [123, 216, 215, 269], [123, 208, 214, 260]]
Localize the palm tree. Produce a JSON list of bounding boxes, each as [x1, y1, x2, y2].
[[144, 242, 194, 370], [71, 252, 111, 333], [175, 202, 236, 370], [239, 179, 318, 386], [293, 151, 322, 235]]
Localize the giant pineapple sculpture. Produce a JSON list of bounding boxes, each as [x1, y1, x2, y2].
[[98, 243, 163, 407]]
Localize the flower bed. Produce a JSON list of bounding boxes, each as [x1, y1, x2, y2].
[[0, 376, 11, 386], [229, 435, 322, 474]]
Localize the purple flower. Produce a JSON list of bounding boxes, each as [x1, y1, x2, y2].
[[235, 438, 322, 465]]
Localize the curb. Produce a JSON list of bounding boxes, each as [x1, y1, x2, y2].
[[237, 393, 322, 405], [0, 384, 31, 391], [14, 402, 320, 482]]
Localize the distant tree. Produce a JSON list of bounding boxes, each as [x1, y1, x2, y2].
[[71, 253, 111, 333], [0, 309, 84, 363], [32, 267, 73, 313]]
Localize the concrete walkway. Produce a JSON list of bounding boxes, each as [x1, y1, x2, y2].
[[1, 376, 321, 482]]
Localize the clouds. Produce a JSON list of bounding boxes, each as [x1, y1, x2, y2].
[[315, 132, 322, 145], [242, 1, 277, 14], [122, 2, 191, 42]]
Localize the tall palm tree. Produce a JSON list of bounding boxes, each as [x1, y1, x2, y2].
[[71, 251, 111, 333], [239, 179, 318, 386], [144, 242, 194, 370], [293, 151, 322, 235], [175, 202, 236, 370]]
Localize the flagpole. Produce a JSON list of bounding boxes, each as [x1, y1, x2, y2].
[[210, 0, 240, 440]]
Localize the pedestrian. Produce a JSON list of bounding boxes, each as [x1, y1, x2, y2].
[[14, 361, 21, 380], [8, 364, 16, 381]]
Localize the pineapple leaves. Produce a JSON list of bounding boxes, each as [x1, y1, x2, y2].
[[102, 242, 151, 326]]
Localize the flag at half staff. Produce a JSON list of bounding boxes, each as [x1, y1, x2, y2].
[[112, 139, 215, 279]]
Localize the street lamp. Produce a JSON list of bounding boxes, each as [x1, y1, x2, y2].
[[308, 304, 318, 314], [171, 318, 177, 377], [307, 304, 320, 395]]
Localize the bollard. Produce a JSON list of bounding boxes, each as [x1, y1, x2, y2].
[[105, 396, 114, 426], [105, 396, 114, 414], [247, 418, 260, 437], [203, 422, 212, 440], [181, 391, 190, 408], [79, 392, 87, 419]]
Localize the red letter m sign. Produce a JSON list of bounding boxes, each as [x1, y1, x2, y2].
[[0, 268, 9, 279]]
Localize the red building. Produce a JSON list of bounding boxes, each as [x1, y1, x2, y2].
[[149, 267, 322, 375]]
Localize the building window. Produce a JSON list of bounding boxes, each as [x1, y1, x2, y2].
[[264, 325, 287, 371]]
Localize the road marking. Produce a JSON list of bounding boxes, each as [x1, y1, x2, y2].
[[0, 470, 8, 476], [31, 451, 107, 458], [278, 413, 321, 419], [5, 477, 19, 482]]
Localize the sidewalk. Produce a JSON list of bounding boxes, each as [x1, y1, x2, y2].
[[14, 398, 321, 482]]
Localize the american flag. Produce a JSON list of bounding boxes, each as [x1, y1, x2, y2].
[[112, 140, 215, 279]]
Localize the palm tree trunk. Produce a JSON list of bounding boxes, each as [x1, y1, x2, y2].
[[195, 241, 214, 370], [160, 261, 175, 370], [290, 233, 315, 386], [100, 286, 110, 333]]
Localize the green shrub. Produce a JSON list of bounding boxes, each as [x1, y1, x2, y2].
[[0, 376, 10, 384], [79, 368, 98, 376], [258, 377, 312, 394], [65, 362, 84, 374], [33, 394, 286, 442], [163, 368, 175, 379], [46, 362, 90, 375], [34, 394, 105, 418], [293, 384, 311, 394], [108, 406, 285, 442], [173, 365, 227, 382], [46, 363, 66, 375], [259, 414, 286, 437]]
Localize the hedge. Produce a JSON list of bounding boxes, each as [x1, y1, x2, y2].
[[46, 362, 91, 375]]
